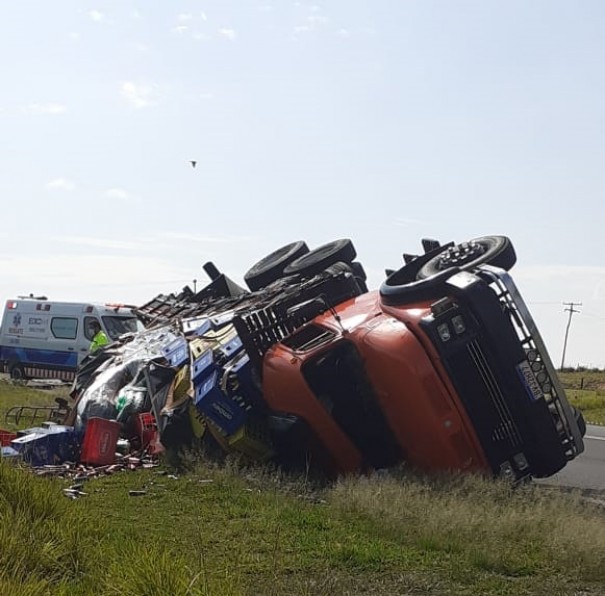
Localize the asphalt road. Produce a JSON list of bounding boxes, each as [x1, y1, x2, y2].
[[540, 424, 605, 492]]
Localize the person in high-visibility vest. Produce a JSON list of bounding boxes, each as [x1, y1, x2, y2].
[[89, 320, 109, 353]]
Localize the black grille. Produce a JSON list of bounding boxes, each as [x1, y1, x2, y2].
[[466, 339, 522, 448], [442, 339, 523, 472]]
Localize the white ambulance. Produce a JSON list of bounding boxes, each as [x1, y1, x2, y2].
[[0, 298, 144, 381]]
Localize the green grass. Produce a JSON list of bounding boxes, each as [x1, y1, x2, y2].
[[1, 376, 605, 594], [0, 378, 69, 431], [1, 458, 605, 595], [558, 371, 605, 425]]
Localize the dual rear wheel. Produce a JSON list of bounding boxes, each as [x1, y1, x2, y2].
[[244, 239, 358, 291]]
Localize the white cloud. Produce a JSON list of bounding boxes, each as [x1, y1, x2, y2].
[[171, 25, 189, 34], [193, 32, 211, 41], [293, 14, 330, 37], [307, 15, 329, 26], [89, 10, 105, 22], [104, 188, 138, 202], [68, 32, 80, 42], [121, 82, 156, 109], [46, 178, 76, 191], [131, 42, 149, 52], [337, 28, 350, 38], [200, 11, 208, 21], [394, 217, 433, 227], [218, 28, 237, 40], [22, 103, 67, 115], [0, 253, 193, 304], [177, 13, 193, 22], [52, 236, 142, 251], [514, 264, 605, 283], [159, 231, 254, 244]]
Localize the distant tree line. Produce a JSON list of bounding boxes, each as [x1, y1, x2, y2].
[[559, 366, 604, 373]]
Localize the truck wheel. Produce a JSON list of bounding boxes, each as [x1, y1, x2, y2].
[[350, 261, 367, 282], [417, 235, 516, 279], [572, 406, 587, 438], [283, 239, 357, 278], [8, 363, 26, 381], [244, 241, 309, 291]]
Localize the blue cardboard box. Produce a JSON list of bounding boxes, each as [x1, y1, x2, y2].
[[218, 335, 243, 361], [16, 426, 49, 437], [191, 349, 216, 383], [1, 446, 20, 460], [194, 372, 246, 436], [11, 428, 81, 466], [181, 317, 213, 336], [223, 352, 263, 404], [161, 336, 189, 368]]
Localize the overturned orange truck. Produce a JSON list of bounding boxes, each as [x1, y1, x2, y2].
[[77, 235, 586, 482]]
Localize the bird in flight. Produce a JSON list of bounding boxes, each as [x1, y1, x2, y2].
[[190, 160, 197, 168]]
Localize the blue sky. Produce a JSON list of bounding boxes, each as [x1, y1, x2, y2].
[[2, 1, 605, 367]]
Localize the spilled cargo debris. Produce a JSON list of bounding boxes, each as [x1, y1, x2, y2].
[[3, 236, 587, 482]]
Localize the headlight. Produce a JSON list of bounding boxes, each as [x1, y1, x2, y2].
[[512, 452, 529, 471], [451, 315, 466, 335], [437, 323, 451, 342], [499, 461, 515, 479]]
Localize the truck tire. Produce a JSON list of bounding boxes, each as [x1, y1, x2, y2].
[[283, 239, 357, 278], [244, 241, 309, 291], [8, 362, 26, 381], [572, 406, 587, 438], [380, 267, 461, 306], [350, 261, 367, 282], [417, 235, 516, 279]]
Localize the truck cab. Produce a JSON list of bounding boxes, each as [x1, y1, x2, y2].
[[235, 237, 585, 481], [259, 267, 583, 481]]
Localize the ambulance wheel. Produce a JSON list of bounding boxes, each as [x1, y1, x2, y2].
[[417, 235, 516, 279], [284, 239, 357, 278], [244, 241, 309, 291], [8, 363, 26, 381]]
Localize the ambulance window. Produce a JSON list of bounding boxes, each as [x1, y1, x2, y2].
[[51, 317, 78, 340], [102, 316, 142, 340], [84, 317, 101, 340]]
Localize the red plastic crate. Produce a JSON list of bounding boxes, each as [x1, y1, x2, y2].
[[134, 412, 158, 449], [80, 418, 121, 466], [0, 430, 18, 447]]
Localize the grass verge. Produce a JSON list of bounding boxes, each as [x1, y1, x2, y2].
[[1, 457, 605, 595], [1, 377, 605, 594]]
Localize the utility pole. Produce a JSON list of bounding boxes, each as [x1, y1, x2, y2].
[[560, 301, 581, 369], [193, 279, 197, 293]]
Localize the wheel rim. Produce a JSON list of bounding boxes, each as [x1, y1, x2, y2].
[[435, 241, 486, 270]]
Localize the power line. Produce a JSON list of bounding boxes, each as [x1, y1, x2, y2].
[[580, 310, 605, 323], [560, 301, 582, 369]]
